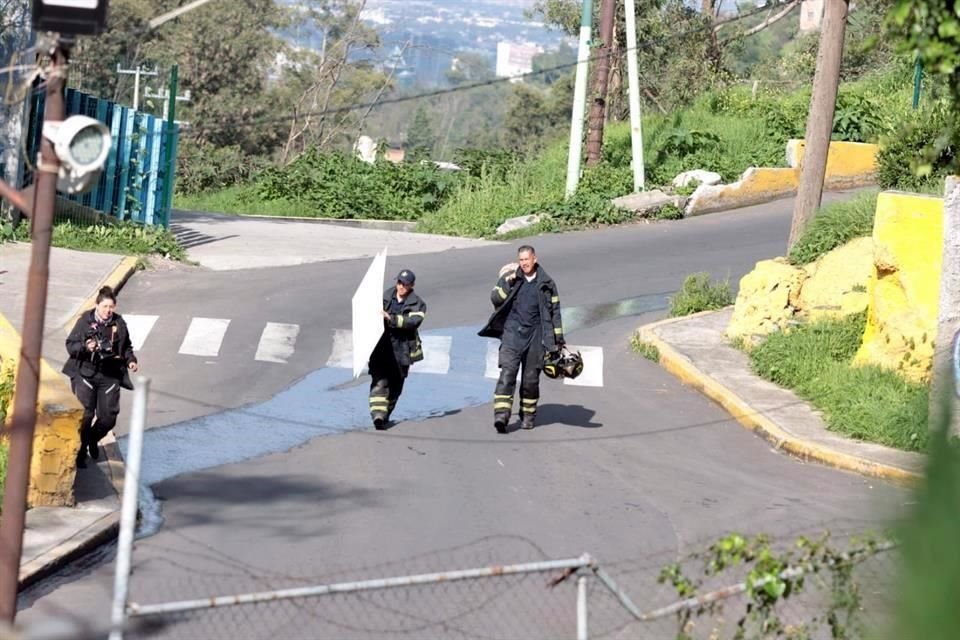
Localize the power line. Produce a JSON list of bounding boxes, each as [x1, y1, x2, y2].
[[175, 0, 795, 136]]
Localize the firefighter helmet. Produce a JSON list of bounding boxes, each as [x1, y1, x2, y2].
[[543, 347, 584, 380]]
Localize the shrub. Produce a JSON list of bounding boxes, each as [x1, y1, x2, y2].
[[534, 193, 633, 229], [877, 104, 955, 191], [653, 203, 684, 220], [3, 220, 185, 259], [451, 148, 521, 182], [176, 140, 266, 196], [787, 190, 878, 265], [832, 90, 885, 142], [256, 149, 463, 221], [669, 272, 734, 317]]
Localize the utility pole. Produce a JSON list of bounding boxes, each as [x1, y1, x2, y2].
[[624, 0, 645, 191], [116, 64, 158, 111], [912, 55, 923, 110], [585, 0, 615, 166], [144, 83, 191, 121], [0, 38, 67, 623], [151, 65, 186, 228], [787, 0, 849, 249], [565, 0, 593, 197]]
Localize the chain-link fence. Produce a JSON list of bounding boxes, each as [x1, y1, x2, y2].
[[103, 541, 895, 640]]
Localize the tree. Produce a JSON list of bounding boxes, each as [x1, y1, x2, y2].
[[531, 44, 577, 86], [446, 52, 494, 86], [406, 104, 436, 160], [274, 0, 387, 162], [501, 80, 571, 152], [68, 0, 154, 100]]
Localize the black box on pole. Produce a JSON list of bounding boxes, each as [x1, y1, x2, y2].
[[32, 0, 109, 36]]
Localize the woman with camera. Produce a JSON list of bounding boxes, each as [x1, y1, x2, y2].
[[63, 286, 139, 468]]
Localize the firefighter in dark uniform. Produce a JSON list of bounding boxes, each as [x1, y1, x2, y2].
[[479, 245, 564, 433], [368, 269, 427, 430]]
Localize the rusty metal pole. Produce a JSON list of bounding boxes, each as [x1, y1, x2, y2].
[[0, 41, 66, 622], [787, 0, 849, 249], [585, 0, 616, 166]]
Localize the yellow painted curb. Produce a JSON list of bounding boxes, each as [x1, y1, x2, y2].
[[636, 317, 922, 486], [64, 255, 139, 333]]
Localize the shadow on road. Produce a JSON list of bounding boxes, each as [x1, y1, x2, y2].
[[152, 470, 378, 538], [531, 403, 603, 430]]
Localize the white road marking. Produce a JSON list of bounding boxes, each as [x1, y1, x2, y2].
[[328, 329, 452, 375], [411, 335, 452, 374], [178, 318, 230, 357], [563, 345, 604, 387], [326, 329, 361, 370], [123, 314, 158, 351], [255, 322, 300, 363], [484, 340, 500, 379]]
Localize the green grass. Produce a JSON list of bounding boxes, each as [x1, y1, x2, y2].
[[788, 190, 879, 265], [669, 272, 734, 317], [417, 143, 569, 237], [747, 312, 929, 451], [0, 363, 12, 509], [5, 220, 186, 260], [175, 185, 320, 218], [630, 334, 661, 362]]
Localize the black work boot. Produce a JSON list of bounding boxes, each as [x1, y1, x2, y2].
[[373, 416, 387, 430], [88, 440, 100, 460], [494, 413, 508, 434], [521, 414, 535, 430], [76, 446, 88, 469]]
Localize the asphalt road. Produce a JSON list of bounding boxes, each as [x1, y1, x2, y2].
[[17, 193, 909, 638]]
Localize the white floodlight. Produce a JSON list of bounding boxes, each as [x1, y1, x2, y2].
[[42, 115, 112, 194]]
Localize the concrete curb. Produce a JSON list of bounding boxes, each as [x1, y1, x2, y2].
[[19, 257, 139, 589], [174, 210, 418, 233], [18, 511, 119, 590], [636, 314, 923, 485]]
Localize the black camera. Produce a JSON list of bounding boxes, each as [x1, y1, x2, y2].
[[86, 329, 114, 356]]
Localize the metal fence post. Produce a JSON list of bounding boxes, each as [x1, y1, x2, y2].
[[577, 574, 588, 640], [109, 377, 150, 640]]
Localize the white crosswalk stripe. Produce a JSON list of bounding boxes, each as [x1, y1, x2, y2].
[[326, 330, 452, 374], [123, 314, 158, 351], [121, 316, 605, 386], [485, 340, 500, 379], [412, 335, 452, 374], [255, 322, 300, 363], [563, 345, 604, 387], [326, 329, 354, 369], [179, 317, 230, 357]]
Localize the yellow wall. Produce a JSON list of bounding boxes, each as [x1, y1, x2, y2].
[[686, 167, 799, 216], [787, 140, 880, 189], [854, 192, 944, 382], [0, 312, 82, 507], [687, 141, 880, 216]]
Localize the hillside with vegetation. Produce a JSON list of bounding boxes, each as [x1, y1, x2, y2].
[[52, 0, 949, 237]]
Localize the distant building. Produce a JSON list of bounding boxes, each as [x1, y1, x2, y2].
[[495, 41, 543, 82], [384, 144, 405, 164], [799, 0, 824, 32]]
